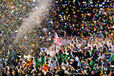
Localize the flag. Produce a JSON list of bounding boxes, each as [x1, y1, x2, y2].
[[54, 33, 62, 46]]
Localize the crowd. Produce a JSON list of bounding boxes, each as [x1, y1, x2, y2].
[[50, 0, 113, 38], [0, 0, 113, 48], [0, 36, 113, 76], [0, 0, 113, 76]]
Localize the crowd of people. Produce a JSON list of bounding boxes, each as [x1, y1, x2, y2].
[[0, 36, 113, 76], [50, 0, 113, 38], [0, 0, 113, 76]]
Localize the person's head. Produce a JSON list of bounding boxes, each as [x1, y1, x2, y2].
[[12, 70, 15, 75], [38, 72, 42, 76], [70, 59, 74, 64], [55, 73, 59, 76]]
